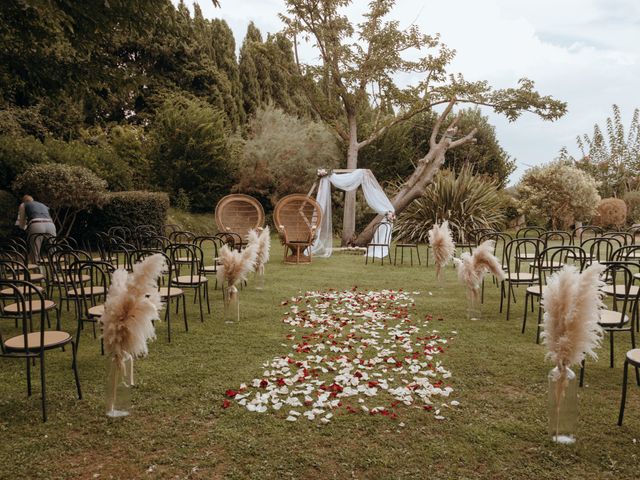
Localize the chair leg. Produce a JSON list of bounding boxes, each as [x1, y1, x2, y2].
[[71, 341, 82, 399], [610, 331, 615, 368], [579, 359, 585, 387], [506, 284, 512, 321], [416, 246, 421, 266], [522, 293, 529, 334], [499, 282, 505, 313], [205, 282, 211, 314], [26, 356, 32, 396], [75, 319, 82, 357], [40, 352, 47, 422], [182, 295, 188, 331], [164, 298, 172, 343], [197, 287, 204, 322], [618, 360, 629, 426]]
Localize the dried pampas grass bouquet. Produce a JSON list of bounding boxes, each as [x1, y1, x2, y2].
[[428, 221, 455, 282], [247, 227, 271, 270], [541, 262, 604, 444], [101, 254, 165, 368], [217, 244, 257, 322], [454, 240, 504, 321], [454, 240, 505, 291]]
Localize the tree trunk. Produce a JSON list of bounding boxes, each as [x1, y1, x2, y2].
[[341, 112, 359, 245], [354, 144, 449, 245]]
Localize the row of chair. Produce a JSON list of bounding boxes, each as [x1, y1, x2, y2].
[[0, 226, 252, 421]]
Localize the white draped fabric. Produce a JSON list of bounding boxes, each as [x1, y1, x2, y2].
[[311, 169, 395, 258]]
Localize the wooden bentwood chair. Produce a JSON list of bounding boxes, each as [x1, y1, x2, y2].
[[0, 280, 81, 421]]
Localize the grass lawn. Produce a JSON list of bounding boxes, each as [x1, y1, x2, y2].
[[1, 240, 639, 479]]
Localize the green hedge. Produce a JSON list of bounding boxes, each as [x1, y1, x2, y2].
[[0, 190, 18, 239], [72, 191, 169, 240]]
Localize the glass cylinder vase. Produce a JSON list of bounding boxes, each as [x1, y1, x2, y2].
[[548, 366, 578, 444], [224, 285, 240, 323], [106, 354, 132, 418], [254, 264, 265, 290], [436, 264, 444, 283], [466, 286, 481, 321]]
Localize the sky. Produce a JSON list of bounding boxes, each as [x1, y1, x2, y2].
[[187, 0, 640, 185]]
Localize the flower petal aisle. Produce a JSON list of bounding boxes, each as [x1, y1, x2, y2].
[[224, 289, 458, 424]]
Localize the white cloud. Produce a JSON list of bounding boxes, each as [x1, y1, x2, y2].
[[190, 0, 640, 184]]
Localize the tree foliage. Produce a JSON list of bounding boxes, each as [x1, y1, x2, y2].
[[281, 0, 566, 243], [517, 160, 600, 229], [358, 108, 515, 188], [573, 104, 640, 198], [149, 94, 236, 212], [593, 198, 627, 228]]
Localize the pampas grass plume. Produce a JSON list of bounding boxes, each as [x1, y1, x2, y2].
[[454, 240, 505, 290], [217, 244, 257, 287], [428, 221, 455, 270], [541, 263, 605, 368], [101, 254, 165, 368], [247, 226, 271, 267]]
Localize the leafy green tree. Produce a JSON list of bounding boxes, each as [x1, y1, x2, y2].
[[239, 24, 309, 118], [359, 108, 516, 188], [517, 160, 600, 229], [0, 1, 178, 133], [281, 0, 566, 245], [0, 135, 48, 190], [239, 24, 263, 116], [149, 94, 236, 212], [573, 104, 640, 197]]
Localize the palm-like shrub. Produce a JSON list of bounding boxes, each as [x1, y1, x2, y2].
[[394, 164, 505, 244]]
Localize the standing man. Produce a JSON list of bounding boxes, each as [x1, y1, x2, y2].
[[17, 195, 57, 264]]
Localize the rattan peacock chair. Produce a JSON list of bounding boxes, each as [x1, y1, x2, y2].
[[214, 194, 265, 247], [273, 194, 322, 264]]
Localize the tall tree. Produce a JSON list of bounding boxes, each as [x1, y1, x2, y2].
[[280, 0, 566, 244], [239, 24, 309, 118], [239, 23, 263, 116], [574, 104, 640, 197]]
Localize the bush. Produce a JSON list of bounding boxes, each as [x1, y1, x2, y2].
[[0, 190, 18, 239], [72, 191, 170, 241], [593, 198, 627, 228], [233, 105, 341, 210], [517, 160, 600, 229], [149, 93, 236, 212], [394, 164, 505, 244], [43, 137, 134, 191], [12, 163, 107, 236], [623, 191, 640, 224]]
